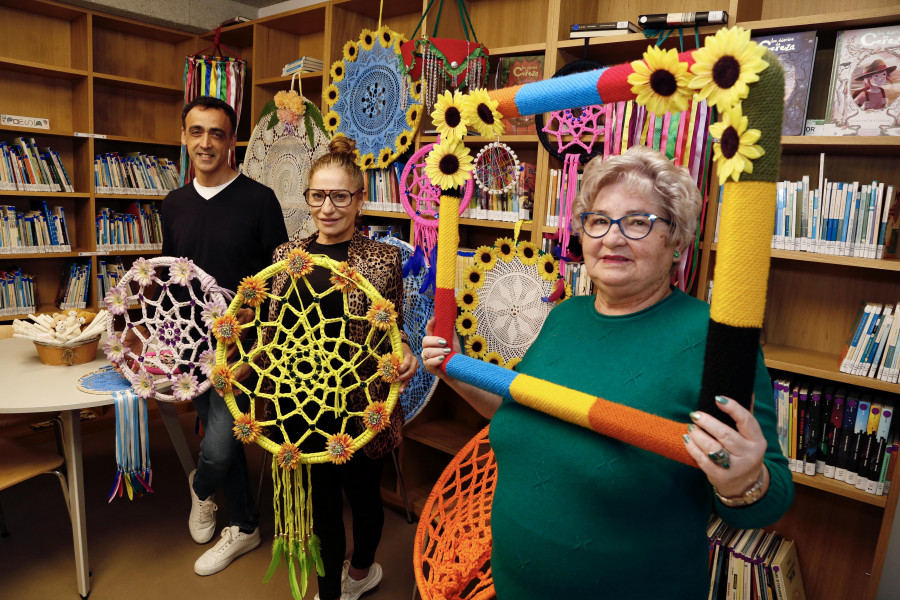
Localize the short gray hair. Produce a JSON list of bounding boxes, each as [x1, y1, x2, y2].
[[571, 145, 701, 249]]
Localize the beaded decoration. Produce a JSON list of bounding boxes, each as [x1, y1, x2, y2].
[[472, 141, 519, 196], [243, 75, 331, 241], [324, 26, 422, 171], [103, 256, 232, 403], [214, 252, 402, 598]]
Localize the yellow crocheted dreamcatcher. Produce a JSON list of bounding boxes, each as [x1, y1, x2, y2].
[[212, 248, 403, 599]]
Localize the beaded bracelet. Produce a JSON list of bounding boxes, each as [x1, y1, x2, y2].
[[715, 466, 767, 507]]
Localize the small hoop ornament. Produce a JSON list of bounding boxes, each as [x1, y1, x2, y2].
[[472, 141, 519, 195]]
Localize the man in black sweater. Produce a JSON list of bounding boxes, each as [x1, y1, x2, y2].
[[162, 96, 288, 576]]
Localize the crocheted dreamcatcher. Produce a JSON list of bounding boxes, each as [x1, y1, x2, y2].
[[213, 250, 403, 598], [456, 235, 569, 367], [535, 60, 605, 164], [324, 25, 422, 171], [376, 236, 438, 421], [243, 75, 330, 241], [472, 141, 519, 197]]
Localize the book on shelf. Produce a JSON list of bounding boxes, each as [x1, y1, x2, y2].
[[95, 204, 163, 253], [56, 260, 91, 310], [839, 301, 900, 382], [219, 15, 251, 27], [751, 31, 817, 136], [771, 539, 807, 600], [0, 138, 73, 192], [0, 267, 36, 317], [0, 202, 72, 254], [637, 11, 727, 29], [568, 21, 642, 39], [362, 165, 404, 214], [95, 256, 127, 305], [824, 24, 900, 136], [493, 56, 544, 134], [95, 153, 179, 196], [282, 56, 324, 76]]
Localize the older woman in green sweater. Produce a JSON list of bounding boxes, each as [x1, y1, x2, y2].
[[422, 144, 793, 598]]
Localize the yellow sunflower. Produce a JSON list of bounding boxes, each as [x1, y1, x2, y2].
[[461, 88, 505, 138], [562, 281, 573, 302], [343, 40, 359, 63], [505, 357, 521, 371], [709, 103, 765, 183], [377, 147, 395, 169], [329, 60, 345, 83], [411, 79, 424, 102], [473, 245, 497, 270], [366, 298, 398, 330], [431, 89, 467, 141], [456, 312, 478, 336], [516, 240, 539, 266], [406, 105, 422, 129], [465, 334, 488, 359], [359, 28, 376, 51], [377, 25, 395, 49], [484, 351, 505, 367], [456, 288, 479, 311], [463, 264, 485, 289], [537, 253, 558, 281], [324, 83, 339, 106], [359, 152, 375, 170], [628, 45, 693, 115], [324, 110, 341, 133], [237, 275, 267, 308], [496, 237, 515, 262], [425, 137, 474, 190], [688, 26, 768, 110], [395, 130, 413, 153]]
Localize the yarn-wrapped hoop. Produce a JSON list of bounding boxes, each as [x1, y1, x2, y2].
[[535, 59, 605, 164], [472, 141, 519, 196], [103, 256, 232, 402]]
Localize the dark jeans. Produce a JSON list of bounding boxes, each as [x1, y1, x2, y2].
[[313, 452, 385, 600], [191, 388, 258, 531]]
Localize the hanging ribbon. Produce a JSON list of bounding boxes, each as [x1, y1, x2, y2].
[[108, 390, 153, 502]]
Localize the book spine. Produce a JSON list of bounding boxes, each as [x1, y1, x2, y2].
[[637, 11, 727, 28]]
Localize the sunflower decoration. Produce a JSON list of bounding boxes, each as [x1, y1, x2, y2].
[[457, 288, 479, 312], [329, 26, 422, 170], [329, 261, 361, 292], [495, 237, 516, 262], [516, 240, 540, 266], [628, 45, 694, 115], [537, 253, 558, 282], [461, 88, 505, 138], [465, 334, 488, 359], [425, 137, 474, 189], [363, 402, 391, 433], [463, 264, 486, 289], [377, 353, 401, 382], [456, 312, 478, 336], [688, 26, 768, 110], [237, 275, 268, 308], [505, 357, 521, 371], [367, 298, 398, 330], [483, 351, 505, 367], [431, 89, 468, 141], [210, 364, 236, 393], [233, 413, 262, 444], [709, 103, 765, 183], [473, 245, 497, 270], [212, 314, 242, 345], [326, 433, 355, 464], [285, 248, 315, 278], [276, 442, 302, 470]]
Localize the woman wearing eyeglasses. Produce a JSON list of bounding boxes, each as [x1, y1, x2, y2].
[[263, 135, 416, 600], [421, 144, 792, 599]]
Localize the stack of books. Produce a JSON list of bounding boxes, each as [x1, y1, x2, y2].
[[568, 21, 642, 39], [840, 301, 900, 382], [0, 267, 36, 317], [95, 257, 127, 305], [95, 153, 179, 196], [0, 138, 73, 192], [0, 202, 71, 254], [95, 203, 163, 253], [57, 260, 91, 310], [282, 56, 323, 76], [363, 165, 404, 213]]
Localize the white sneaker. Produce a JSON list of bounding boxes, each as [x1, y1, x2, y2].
[[193, 525, 260, 576], [188, 469, 217, 543], [342, 561, 382, 600]]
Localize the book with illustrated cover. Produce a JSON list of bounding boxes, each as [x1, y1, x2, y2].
[[495, 56, 544, 134], [751, 31, 817, 136], [825, 25, 900, 135]]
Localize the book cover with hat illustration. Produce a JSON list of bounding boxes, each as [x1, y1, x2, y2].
[[825, 25, 900, 136]]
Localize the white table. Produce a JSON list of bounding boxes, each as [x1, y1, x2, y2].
[[0, 336, 195, 598]]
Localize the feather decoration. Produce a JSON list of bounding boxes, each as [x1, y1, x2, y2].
[[403, 245, 426, 278], [107, 471, 122, 503], [309, 533, 326, 576], [287, 551, 302, 600], [543, 278, 565, 303], [263, 537, 284, 583]]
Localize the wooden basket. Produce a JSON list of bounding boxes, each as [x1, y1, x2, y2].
[[33, 336, 101, 366]]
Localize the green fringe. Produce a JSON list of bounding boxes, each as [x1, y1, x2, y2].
[[294, 539, 308, 598], [263, 537, 284, 583], [309, 534, 325, 577], [287, 552, 302, 600]]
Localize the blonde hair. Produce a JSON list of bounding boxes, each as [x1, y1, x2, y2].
[[571, 145, 701, 249], [308, 135, 365, 191]]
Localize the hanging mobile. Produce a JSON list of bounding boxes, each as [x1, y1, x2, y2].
[[472, 140, 519, 196]]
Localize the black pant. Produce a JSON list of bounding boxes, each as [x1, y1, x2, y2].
[[312, 452, 385, 600]]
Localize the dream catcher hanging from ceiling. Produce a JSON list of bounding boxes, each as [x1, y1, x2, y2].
[[212, 249, 403, 599], [243, 74, 330, 241], [400, 0, 490, 112], [324, 25, 422, 171]]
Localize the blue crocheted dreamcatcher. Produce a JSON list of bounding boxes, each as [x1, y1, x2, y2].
[[324, 26, 423, 170], [376, 235, 438, 422]]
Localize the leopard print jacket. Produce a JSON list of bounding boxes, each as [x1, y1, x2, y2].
[[262, 230, 408, 460]]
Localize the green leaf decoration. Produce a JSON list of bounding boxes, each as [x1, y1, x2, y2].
[[263, 537, 284, 583], [287, 555, 302, 600], [266, 110, 280, 131], [259, 99, 277, 122], [309, 534, 326, 577], [304, 113, 316, 147], [306, 101, 326, 133]]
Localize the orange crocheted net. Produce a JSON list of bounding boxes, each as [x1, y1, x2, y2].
[[414, 425, 497, 600]]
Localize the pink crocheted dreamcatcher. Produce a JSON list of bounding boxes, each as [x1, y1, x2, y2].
[[399, 139, 474, 291]]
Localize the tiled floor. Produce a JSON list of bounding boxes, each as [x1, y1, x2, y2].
[[0, 412, 419, 600]]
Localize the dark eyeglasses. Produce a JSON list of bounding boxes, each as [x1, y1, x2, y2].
[[580, 212, 672, 240], [304, 188, 363, 207]]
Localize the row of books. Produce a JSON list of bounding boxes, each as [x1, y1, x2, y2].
[[0, 202, 71, 254], [774, 378, 897, 496], [94, 153, 180, 196], [544, 167, 581, 228], [466, 163, 535, 223], [95, 257, 127, 306], [707, 516, 806, 600], [562, 261, 594, 297], [281, 56, 323, 76], [364, 165, 404, 213], [0, 138, 73, 192], [56, 260, 91, 310], [840, 302, 900, 382], [567, 12, 728, 40], [0, 267, 36, 317], [96, 204, 163, 253]]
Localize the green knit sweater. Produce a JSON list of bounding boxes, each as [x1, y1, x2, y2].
[[489, 290, 793, 599]]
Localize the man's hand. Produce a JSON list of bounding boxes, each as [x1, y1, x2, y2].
[[397, 342, 418, 393]]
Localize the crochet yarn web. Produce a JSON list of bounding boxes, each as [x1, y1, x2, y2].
[[243, 112, 330, 241], [472, 142, 519, 195], [218, 254, 402, 463], [535, 59, 605, 164], [414, 425, 495, 600], [103, 256, 231, 402], [376, 236, 438, 422]]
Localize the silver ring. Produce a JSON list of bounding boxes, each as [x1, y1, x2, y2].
[[708, 448, 731, 469]]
